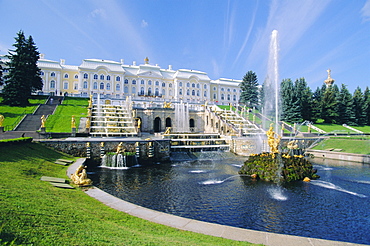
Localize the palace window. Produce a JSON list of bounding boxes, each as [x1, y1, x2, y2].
[[162, 82, 166, 87], [179, 89, 182, 95], [227, 94, 230, 100], [213, 87, 216, 91], [187, 89, 190, 95], [106, 83, 111, 90], [116, 76, 120, 81], [50, 80, 55, 89], [197, 84, 200, 88], [64, 74, 68, 78], [132, 87, 136, 94], [192, 90, 195, 96], [148, 87, 152, 95], [94, 74, 98, 80], [187, 83, 190, 87], [213, 93, 216, 99], [40, 71, 44, 76], [141, 80, 145, 85], [204, 90, 207, 97], [227, 88, 230, 92], [155, 81, 159, 86], [148, 80, 152, 85], [100, 82, 104, 90], [93, 82, 98, 90], [132, 80, 136, 84], [204, 84, 207, 89], [233, 89, 236, 92], [155, 88, 159, 96], [179, 82, 182, 87], [192, 83, 195, 88], [74, 83, 78, 90], [197, 90, 200, 96], [124, 79, 129, 84], [100, 74, 104, 80], [124, 86, 128, 93], [51, 72, 56, 77], [233, 95, 236, 101], [107, 75, 111, 81], [221, 94, 224, 100], [162, 89, 165, 95], [116, 83, 120, 91], [75, 74, 78, 79], [140, 87, 144, 95], [221, 88, 225, 91], [169, 83, 172, 88], [83, 81, 88, 89], [84, 73, 88, 79], [64, 82, 68, 90]]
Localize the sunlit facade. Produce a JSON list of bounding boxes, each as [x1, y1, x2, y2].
[[0, 55, 242, 104]]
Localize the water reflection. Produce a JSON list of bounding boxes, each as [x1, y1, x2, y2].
[[89, 157, 370, 244]]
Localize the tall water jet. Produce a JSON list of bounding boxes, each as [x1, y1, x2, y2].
[[174, 101, 190, 132], [263, 30, 280, 133]]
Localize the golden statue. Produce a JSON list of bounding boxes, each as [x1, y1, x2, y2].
[[0, 115, 4, 127], [100, 142, 104, 147], [164, 127, 171, 134], [287, 140, 299, 150], [137, 118, 142, 128], [266, 123, 281, 153], [163, 101, 172, 108], [88, 94, 93, 108], [71, 115, 76, 128], [40, 115, 46, 127], [71, 165, 92, 186], [116, 142, 125, 154], [86, 142, 90, 147], [86, 117, 91, 128]]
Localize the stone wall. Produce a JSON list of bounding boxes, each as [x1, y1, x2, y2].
[[39, 139, 171, 162], [306, 149, 370, 164]]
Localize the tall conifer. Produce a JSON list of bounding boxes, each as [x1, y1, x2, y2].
[[240, 71, 259, 108]]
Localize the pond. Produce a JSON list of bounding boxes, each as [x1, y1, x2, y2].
[[88, 153, 370, 244]]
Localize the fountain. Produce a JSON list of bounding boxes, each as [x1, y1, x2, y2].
[[174, 101, 190, 132]]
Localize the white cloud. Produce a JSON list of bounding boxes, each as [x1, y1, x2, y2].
[[361, 0, 370, 22], [90, 8, 107, 19], [141, 19, 148, 28], [0, 43, 10, 54]]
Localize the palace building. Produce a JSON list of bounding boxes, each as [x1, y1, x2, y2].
[[0, 55, 242, 104]]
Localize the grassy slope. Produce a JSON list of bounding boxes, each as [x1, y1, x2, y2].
[[312, 137, 370, 155], [0, 143, 257, 246], [46, 97, 89, 132], [0, 97, 47, 129]]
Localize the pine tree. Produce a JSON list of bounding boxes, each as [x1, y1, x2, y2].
[[2, 31, 42, 106], [336, 84, 355, 125], [239, 71, 259, 108], [0, 58, 3, 86], [281, 79, 301, 123], [352, 87, 367, 126], [321, 85, 338, 123], [364, 87, 370, 125], [294, 78, 314, 122]]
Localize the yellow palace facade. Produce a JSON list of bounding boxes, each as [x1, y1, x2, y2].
[[0, 55, 242, 104]]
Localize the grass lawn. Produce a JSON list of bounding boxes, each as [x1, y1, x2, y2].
[[312, 137, 370, 155], [0, 142, 257, 246], [46, 97, 89, 132], [0, 96, 47, 130]]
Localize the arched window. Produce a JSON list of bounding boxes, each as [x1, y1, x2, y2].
[[106, 83, 111, 90], [116, 83, 120, 91], [132, 80, 136, 84], [169, 83, 172, 88], [116, 76, 120, 81], [124, 79, 129, 84], [196, 90, 199, 96], [132, 87, 136, 94], [40, 71, 44, 76], [148, 80, 152, 85], [204, 84, 207, 89], [169, 89, 172, 96], [187, 89, 190, 95], [214, 87, 217, 91], [83, 81, 88, 89], [75, 74, 78, 79], [227, 94, 230, 100], [155, 88, 159, 96], [233, 89, 236, 92], [233, 95, 236, 101], [64, 74, 68, 78], [107, 75, 111, 81], [227, 88, 230, 92], [221, 94, 224, 100], [100, 74, 104, 80], [187, 83, 190, 87], [155, 81, 159, 86], [192, 83, 195, 88], [84, 73, 88, 79], [140, 87, 144, 95], [192, 90, 195, 96], [94, 74, 98, 80], [179, 82, 182, 87], [100, 82, 104, 90], [162, 89, 165, 95], [213, 93, 216, 99], [141, 80, 145, 84], [50, 80, 55, 89], [93, 82, 97, 90], [64, 82, 68, 89], [204, 90, 207, 97], [148, 87, 152, 95], [124, 86, 128, 93], [179, 89, 182, 95], [162, 82, 166, 87], [221, 88, 225, 91], [51, 72, 56, 77]]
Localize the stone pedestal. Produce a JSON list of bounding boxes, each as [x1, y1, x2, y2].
[[0, 127, 4, 133], [40, 127, 46, 133], [71, 128, 76, 137]]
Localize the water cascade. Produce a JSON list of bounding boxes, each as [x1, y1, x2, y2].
[[174, 101, 190, 133]]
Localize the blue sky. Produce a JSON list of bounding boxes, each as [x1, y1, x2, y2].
[[1, 0, 370, 92]]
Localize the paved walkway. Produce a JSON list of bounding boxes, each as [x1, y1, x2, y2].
[[67, 160, 365, 246]]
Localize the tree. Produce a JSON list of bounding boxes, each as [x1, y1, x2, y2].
[[281, 79, 301, 123], [364, 87, 370, 125], [2, 31, 42, 106], [336, 84, 355, 125], [239, 71, 259, 108], [294, 78, 315, 122], [321, 85, 338, 123], [0, 57, 3, 86], [352, 87, 367, 126]]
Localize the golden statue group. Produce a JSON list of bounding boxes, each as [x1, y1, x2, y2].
[[71, 165, 92, 186]]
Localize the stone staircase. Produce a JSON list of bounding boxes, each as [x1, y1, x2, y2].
[[215, 109, 264, 136]]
